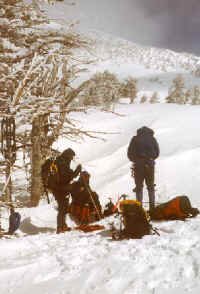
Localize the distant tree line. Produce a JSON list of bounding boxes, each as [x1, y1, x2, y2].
[[73, 71, 138, 109], [73, 70, 200, 107], [166, 74, 200, 105]]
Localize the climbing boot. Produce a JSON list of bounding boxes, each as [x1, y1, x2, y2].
[[62, 224, 71, 232], [56, 227, 63, 234]]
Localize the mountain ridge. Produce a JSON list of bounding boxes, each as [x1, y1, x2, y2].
[[82, 29, 200, 77]]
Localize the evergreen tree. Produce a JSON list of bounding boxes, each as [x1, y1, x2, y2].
[[140, 95, 147, 103], [185, 89, 192, 105], [81, 70, 121, 109], [166, 74, 186, 104], [150, 92, 160, 104], [120, 77, 137, 104], [191, 86, 200, 105]]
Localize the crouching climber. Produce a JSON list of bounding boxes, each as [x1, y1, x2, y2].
[[69, 171, 103, 225]]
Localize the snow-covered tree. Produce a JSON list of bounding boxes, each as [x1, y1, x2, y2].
[[191, 86, 200, 105], [150, 92, 160, 104], [0, 0, 92, 206], [166, 74, 186, 104], [185, 89, 192, 105], [120, 77, 137, 104], [140, 95, 147, 103], [81, 70, 121, 110]]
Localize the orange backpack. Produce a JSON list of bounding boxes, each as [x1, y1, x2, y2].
[[69, 203, 99, 225], [149, 196, 199, 221]]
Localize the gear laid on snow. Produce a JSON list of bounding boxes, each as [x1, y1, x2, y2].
[[75, 224, 105, 233], [149, 195, 199, 221], [111, 197, 158, 240], [103, 198, 117, 217], [119, 199, 152, 238]]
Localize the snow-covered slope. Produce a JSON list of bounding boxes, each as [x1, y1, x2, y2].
[[1, 2, 200, 294], [84, 30, 200, 73], [78, 30, 200, 101], [1, 103, 200, 294], [54, 103, 200, 205], [33, 1, 200, 104]]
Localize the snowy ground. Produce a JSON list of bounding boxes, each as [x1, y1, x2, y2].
[[1, 1, 200, 294], [1, 103, 200, 294]]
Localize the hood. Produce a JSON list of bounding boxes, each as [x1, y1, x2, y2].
[[137, 126, 154, 136], [60, 148, 75, 160]]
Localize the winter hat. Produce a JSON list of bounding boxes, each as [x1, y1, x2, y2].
[[137, 126, 154, 136], [80, 171, 90, 178], [80, 171, 91, 183], [61, 148, 75, 159]]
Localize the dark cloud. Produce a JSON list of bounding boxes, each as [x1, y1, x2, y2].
[[56, 0, 200, 56], [137, 0, 200, 55]]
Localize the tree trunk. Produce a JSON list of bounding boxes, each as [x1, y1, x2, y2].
[[5, 164, 12, 202], [30, 80, 91, 206], [30, 116, 43, 206]]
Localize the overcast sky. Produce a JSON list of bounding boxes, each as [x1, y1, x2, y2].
[[63, 0, 200, 56]]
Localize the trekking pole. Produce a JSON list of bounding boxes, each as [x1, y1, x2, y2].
[[82, 179, 102, 221], [45, 189, 50, 204]]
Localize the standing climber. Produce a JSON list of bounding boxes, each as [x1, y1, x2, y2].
[[42, 148, 82, 234], [127, 126, 160, 210]]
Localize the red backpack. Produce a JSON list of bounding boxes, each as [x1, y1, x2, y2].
[[149, 196, 199, 221]]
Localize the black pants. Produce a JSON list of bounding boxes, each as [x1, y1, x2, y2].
[[133, 160, 155, 208], [53, 185, 71, 229], [133, 160, 155, 192]]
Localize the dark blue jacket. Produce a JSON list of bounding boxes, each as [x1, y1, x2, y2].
[[127, 127, 160, 163]]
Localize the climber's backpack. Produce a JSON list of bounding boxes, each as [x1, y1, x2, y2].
[[41, 158, 60, 192], [119, 200, 152, 239], [149, 195, 199, 221]]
